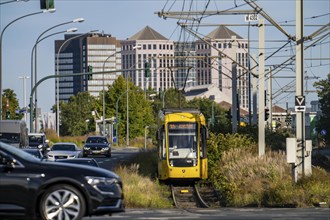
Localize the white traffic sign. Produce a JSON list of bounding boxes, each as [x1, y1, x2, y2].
[[295, 96, 305, 106], [295, 106, 306, 112], [245, 14, 259, 22], [295, 95, 305, 112]]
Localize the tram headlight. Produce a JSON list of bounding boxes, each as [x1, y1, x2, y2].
[[186, 159, 197, 166], [169, 160, 174, 167]]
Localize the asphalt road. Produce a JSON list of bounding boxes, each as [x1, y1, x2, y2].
[[82, 147, 330, 220], [84, 208, 330, 220]]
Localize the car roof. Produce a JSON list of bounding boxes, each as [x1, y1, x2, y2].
[[87, 136, 107, 138], [28, 133, 46, 136], [53, 142, 77, 145]]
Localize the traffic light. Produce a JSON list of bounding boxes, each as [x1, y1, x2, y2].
[[87, 65, 93, 80], [265, 107, 270, 121], [226, 108, 232, 120], [40, 0, 55, 9], [5, 110, 10, 119], [144, 61, 150, 77]]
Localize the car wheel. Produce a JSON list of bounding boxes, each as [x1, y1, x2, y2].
[[39, 184, 86, 220]]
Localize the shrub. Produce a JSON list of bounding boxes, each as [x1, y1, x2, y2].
[[207, 132, 330, 207]]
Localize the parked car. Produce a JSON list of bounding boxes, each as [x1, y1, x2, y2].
[[0, 141, 124, 219], [83, 136, 111, 157], [22, 148, 44, 159], [47, 142, 82, 161], [56, 158, 100, 167]]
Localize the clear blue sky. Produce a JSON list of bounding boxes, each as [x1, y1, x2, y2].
[[1, 0, 329, 112]]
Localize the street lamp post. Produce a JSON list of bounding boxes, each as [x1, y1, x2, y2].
[[56, 30, 98, 136], [18, 76, 30, 123], [115, 91, 128, 145], [102, 50, 122, 136], [125, 45, 141, 146], [0, 9, 55, 120], [162, 89, 170, 109], [29, 28, 78, 132], [144, 125, 149, 150], [32, 18, 84, 132], [0, 0, 29, 5]]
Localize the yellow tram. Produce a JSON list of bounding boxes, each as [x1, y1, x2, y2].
[[156, 108, 209, 182]]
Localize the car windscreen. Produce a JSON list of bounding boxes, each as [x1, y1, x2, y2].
[[0, 133, 20, 144], [28, 135, 44, 145], [52, 144, 75, 151], [86, 137, 107, 144]]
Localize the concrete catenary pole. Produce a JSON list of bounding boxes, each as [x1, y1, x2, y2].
[[258, 19, 265, 157], [295, 0, 306, 181]]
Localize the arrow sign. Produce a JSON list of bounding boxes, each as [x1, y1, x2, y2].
[[295, 106, 306, 112]]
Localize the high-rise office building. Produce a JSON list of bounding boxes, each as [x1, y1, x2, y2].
[[174, 41, 197, 89], [54, 33, 121, 102], [55, 26, 249, 111], [194, 25, 249, 110], [121, 26, 174, 92]]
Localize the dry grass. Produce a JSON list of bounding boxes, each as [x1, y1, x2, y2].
[[115, 164, 172, 208], [214, 147, 330, 207]]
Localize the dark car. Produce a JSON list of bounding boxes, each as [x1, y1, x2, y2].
[[22, 148, 44, 159], [56, 158, 100, 167], [83, 136, 111, 157], [28, 133, 50, 156], [0, 141, 124, 220]]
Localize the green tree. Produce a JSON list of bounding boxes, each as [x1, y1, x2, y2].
[[314, 73, 330, 146], [1, 88, 22, 120], [98, 76, 154, 144], [187, 97, 231, 133], [59, 92, 97, 136]]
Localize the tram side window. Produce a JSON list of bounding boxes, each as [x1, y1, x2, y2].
[[157, 126, 166, 159], [200, 126, 208, 158]]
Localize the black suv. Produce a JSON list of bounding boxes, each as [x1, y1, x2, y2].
[[0, 141, 124, 219], [83, 136, 111, 157]]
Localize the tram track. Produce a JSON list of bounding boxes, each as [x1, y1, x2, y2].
[[171, 183, 220, 209]]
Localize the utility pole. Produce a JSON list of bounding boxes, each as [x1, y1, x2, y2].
[[258, 19, 265, 157], [268, 67, 273, 127], [231, 36, 238, 133], [252, 54, 258, 125], [295, 0, 306, 181]]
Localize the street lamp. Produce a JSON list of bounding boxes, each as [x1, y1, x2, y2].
[[55, 30, 98, 136], [162, 89, 170, 109], [32, 18, 84, 132], [102, 50, 122, 136], [125, 45, 141, 146], [116, 91, 128, 145], [0, 0, 29, 5], [29, 28, 78, 132], [144, 125, 149, 150], [0, 8, 55, 119], [18, 76, 30, 123]]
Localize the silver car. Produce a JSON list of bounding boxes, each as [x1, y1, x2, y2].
[[47, 142, 82, 161]]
